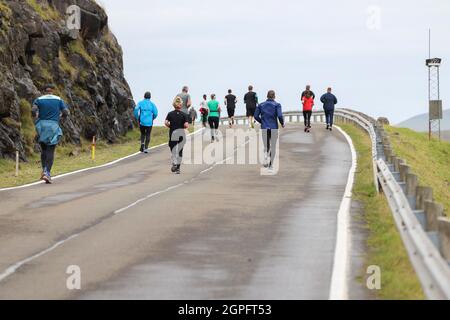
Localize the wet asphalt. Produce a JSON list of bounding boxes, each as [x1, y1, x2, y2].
[[0, 124, 361, 299]]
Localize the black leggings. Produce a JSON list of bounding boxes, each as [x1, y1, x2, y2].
[[40, 143, 56, 174], [208, 116, 220, 139], [303, 111, 312, 127], [140, 125, 153, 149], [262, 129, 279, 166]]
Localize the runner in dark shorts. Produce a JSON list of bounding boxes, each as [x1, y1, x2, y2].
[[165, 96, 189, 174], [225, 89, 237, 128], [244, 85, 258, 128]]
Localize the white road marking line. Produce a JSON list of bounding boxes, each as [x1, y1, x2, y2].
[[0, 129, 205, 192], [0, 234, 79, 283], [0, 134, 249, 283], [329, 125, 357, 300]]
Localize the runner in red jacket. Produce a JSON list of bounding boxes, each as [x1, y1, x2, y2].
[[302, 92, 314, 133]]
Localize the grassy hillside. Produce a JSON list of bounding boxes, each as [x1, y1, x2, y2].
[[386, 126, 450, 215], [341, 124, 424, 300], [0, 126, 192, 188]]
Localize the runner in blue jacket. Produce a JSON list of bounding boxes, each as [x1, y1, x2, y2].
[[320, 87, 338, 131], [32, 84, 69, 184], [134, 92, 158, 153], [254, 90, 285, 169]]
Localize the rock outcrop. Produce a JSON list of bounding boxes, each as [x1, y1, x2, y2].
[[0, 0, 135, 160]]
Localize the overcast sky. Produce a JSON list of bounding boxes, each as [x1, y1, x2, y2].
[[99, 0, 450, 125]]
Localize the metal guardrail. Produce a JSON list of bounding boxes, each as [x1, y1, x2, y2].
[[222, 108, 450, 299]]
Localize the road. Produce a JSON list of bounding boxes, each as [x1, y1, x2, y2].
[[0, 124, 352, 299]]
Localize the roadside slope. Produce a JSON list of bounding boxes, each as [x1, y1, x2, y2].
[[340, 124, 424, 299]]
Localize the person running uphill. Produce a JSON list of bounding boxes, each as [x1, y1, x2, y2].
[[254, 90, 285, 170], [225, 89, 237, 128], [244, 85, 258, 129], [176, 86, 192, 116], [301, 85, 316, 100], [207, 94, 221, 143], [189, 106, 197, 126], [320, 87, 338, 131], [32, 84, 69, 184], [166, 97, 189, 174], [199, 94, 209, 128], [134, 91, 158, 153], [302, 91, 314, 133]]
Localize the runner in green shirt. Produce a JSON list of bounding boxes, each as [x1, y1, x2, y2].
[[207, 94, 221, 142]]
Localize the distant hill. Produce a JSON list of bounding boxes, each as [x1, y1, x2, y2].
[[396, 109, 450, 132]]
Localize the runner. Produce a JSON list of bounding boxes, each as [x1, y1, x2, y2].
[[244, 85, 258, 129], [176, 86, 192, 115], [31, 84, 70, 184], [165, 96, 189, 174], [320, 87, 338, 131], [189, 106, 197, 126], [254, 90, 285, 170], [207, 94, 221, 143], [199, 94, 209, 127], [302, 91, 314, 133], [134, 91, 158, 153], [301, 85, 316, 100], [224, 89, 237, 128]]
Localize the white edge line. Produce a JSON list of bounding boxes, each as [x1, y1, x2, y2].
[[329, 125, 357, 300], [0, 128, 205, 192]]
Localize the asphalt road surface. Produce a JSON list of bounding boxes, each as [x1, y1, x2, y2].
[[0, 124, 352, 299]]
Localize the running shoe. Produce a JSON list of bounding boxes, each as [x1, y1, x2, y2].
[[42, 173, 52, 184], [171, 164, 178, 173]]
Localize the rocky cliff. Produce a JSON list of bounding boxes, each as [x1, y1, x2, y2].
[[0, 0, 135, 160]]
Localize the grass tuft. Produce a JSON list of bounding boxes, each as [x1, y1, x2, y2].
[[26, 0, 60, 21]]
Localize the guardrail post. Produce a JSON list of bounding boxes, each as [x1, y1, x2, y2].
[[416, 186, 433, 211], [384, 146, 392, 161], [424, 201, 444, 232], [398, 164, 410, 182], [406, 173, 418, 197], [438, 217, 450, 261]]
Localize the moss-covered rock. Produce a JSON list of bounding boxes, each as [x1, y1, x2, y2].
[[0, 0, 134, 160]]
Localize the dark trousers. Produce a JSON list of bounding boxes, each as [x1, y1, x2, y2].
[[140, 125, 153, 149], [303, 111, 312, 127], [169, 138, 185, 166], [262, 129, 279, 166], [208, 116, 220, 139], [40, 143, 56, 174], [325, 109, 335, 127]]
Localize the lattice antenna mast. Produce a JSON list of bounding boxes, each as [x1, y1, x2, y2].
[[427, 29, 443, 141]]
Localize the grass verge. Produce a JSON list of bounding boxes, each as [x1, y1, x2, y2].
[[340, 123, 425, 300], [0, 126, 195, 188], [386, 126, 449, 215]]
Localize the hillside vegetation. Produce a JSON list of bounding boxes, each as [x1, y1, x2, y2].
[[341, 124, 424, 300], [386, 126, 450, 215]]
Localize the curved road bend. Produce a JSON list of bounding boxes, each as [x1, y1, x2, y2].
[[0, 124, 352, 299]]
